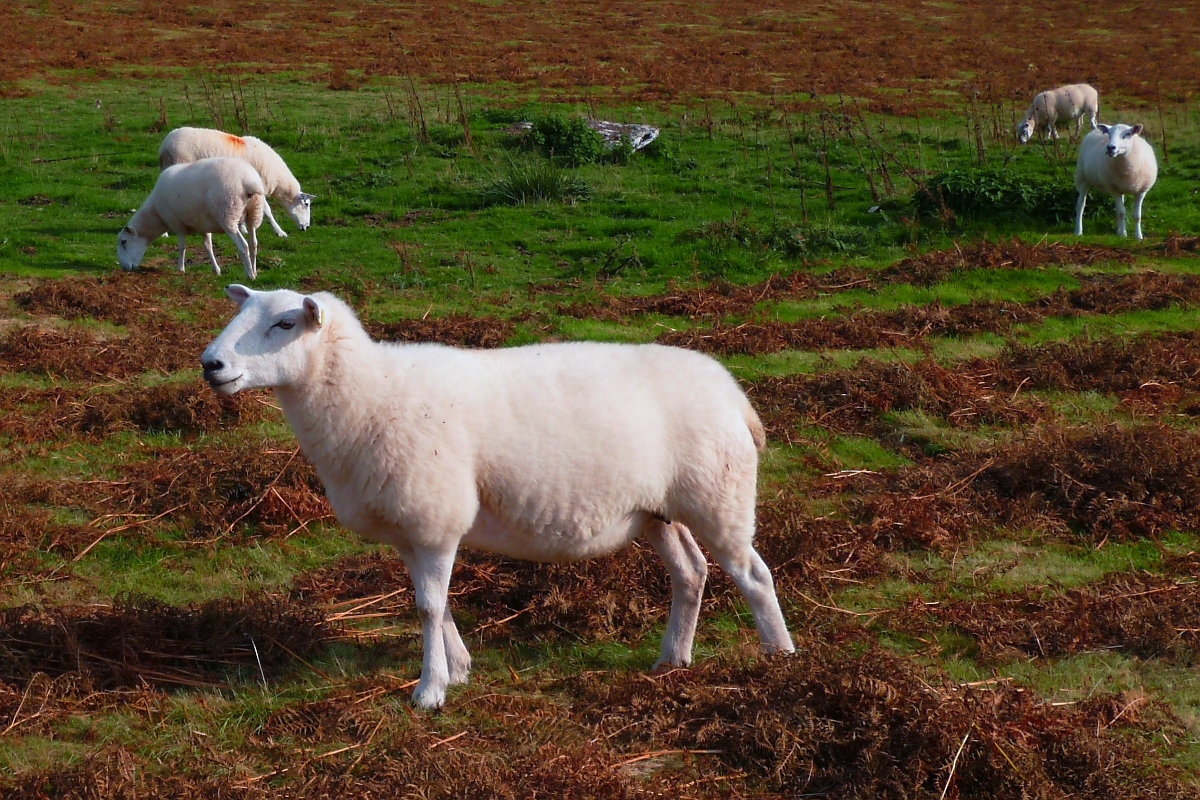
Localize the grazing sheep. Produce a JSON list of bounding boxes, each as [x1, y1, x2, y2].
[[118, 157, 265, 279], [201, 287, 795, 709], [159, 126, 312, 237], [1016, 83, 1099, 143], [1075, 123, 1158, 240]]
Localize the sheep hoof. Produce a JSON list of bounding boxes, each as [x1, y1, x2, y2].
[[411, 684, 446, 711], [278, 230, 288, 239], [652, 655, 691, 672], [447, 657, 472, 686]]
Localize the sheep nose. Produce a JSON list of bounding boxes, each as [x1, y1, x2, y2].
[[202, 358, 224, 374]]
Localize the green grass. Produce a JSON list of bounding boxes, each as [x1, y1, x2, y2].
[[4, 70, 1200, 793]]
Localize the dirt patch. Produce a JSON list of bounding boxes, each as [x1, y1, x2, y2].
[[4, 2, 1198, 110], [0, 493, 90, 568], [560, 270, 870, 321], [0, 596, 329, 690], [984, 332, 1200, 395], [881, 238, 1134, 287], [974, 424, 1200, 541], [1, 736, 657, 800], [662, 271, 1200, 356], [747, 357, 1042, 443], [892, 560, 1200, 664], [845, 422, 1200, 543], [10, 273, 177, 326], [18, 442, 332, 540], [0, 383, 273, 442], [570, 643, 1193, 799], [366, 314, 514, 348], [0, 318, 215, 380]]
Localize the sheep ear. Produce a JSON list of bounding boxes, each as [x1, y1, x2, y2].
[[303, 296, 326, 328], [1096, 124, 1110, 135], [225, 284, 253, 307], [1131, 124, 1144, 137]]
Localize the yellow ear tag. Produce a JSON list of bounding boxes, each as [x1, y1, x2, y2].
[[317, 307, 327, 327]]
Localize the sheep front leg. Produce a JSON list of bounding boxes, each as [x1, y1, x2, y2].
[[1075, 189, 1088, 236], [1132, 191, 1147, 240], [261, 202, 288, 238], [203, 234, 221, 275], [176, 233, 188, 273], [404, 546, 459, 710], [646, 520, 708, 669], [1115, 194, 1128, 237]]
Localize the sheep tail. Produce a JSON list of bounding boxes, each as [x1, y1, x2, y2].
[[743, 399, 767, 452]]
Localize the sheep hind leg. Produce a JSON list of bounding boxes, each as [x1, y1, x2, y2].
[[247, 223, 258, 277], [689, 518, 793, 656], [226, 228, 256, 281], [403, 546, 458, 710], [442, 607, 471, 686], [203, 234, 220, 275], [175, 233, 188, 273], [1115, 194, 1128, 237], [645, 519, 708, 669]]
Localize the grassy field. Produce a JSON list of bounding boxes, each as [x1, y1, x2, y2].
[[3, 3, 1200, 798]]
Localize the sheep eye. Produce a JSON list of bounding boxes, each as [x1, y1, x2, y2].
[[273, 319, 295, 331]]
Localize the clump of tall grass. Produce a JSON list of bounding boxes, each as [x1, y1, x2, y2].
[[480, 158, 592, 206]]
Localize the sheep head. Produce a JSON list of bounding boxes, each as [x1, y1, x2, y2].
[[201, 285, 327, 395], [1097, 123, 1144, 158], [1015, 118, 1034, 144], [286, 193, 314, 230], [117, 225, 150, 270]]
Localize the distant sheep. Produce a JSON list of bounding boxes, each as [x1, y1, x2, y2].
[[202, 287, 795, 710], [159, 127, 312, 237], [118, 157, 265, 279], [1017, 84, 1099, 143], [1075, 123, 1158, 240]]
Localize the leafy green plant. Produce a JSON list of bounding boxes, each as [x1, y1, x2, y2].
[[914, 168, 1085, 224], [527, 114, 605, 166]]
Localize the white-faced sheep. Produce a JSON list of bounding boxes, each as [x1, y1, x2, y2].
[[202, 287, 795, 710], [159, 126, 312, 237], [1016, 83, 1099, 143], [1075, 123, 1158, 240], [118, 157, 265, 279]]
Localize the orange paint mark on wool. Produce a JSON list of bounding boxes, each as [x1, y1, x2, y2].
[[225, 133, 246, 148]]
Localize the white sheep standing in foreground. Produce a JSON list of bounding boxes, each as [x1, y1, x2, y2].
[[201, 287, 795, 710], [1016, 83, 1099, 143], [1075, 123, 1158, 240], [159, 126, 313, 238], [118, 157, 265, 279]]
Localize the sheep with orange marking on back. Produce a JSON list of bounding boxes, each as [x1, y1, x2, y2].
[[159, 126, 313, 237]]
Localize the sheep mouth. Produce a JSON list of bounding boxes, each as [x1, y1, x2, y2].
[[206, 373, 243, 392]]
